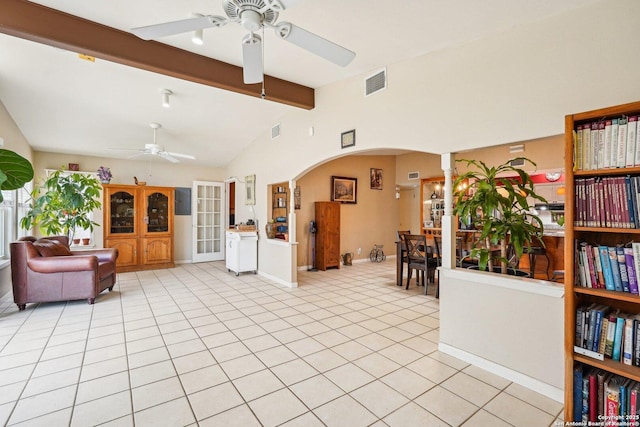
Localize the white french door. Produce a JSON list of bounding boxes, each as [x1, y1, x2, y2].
[[192, 181, 224, 262]]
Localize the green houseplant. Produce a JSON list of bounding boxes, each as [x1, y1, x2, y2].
[[453, 157, 547, 274], [21, 168, 102, 241], [0, 149, 34, 202]]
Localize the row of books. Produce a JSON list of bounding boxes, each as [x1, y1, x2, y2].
[[574, 175, 640, 229], [574, 116, 640, 171], [573, 364, 640, 423], [574, 304, 640, 366], [575, 242, 640, 294]]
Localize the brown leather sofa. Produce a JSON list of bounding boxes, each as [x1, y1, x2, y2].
[[10, 236, 118, 310]]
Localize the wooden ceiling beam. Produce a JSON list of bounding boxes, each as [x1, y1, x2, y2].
[[0, 0, 315, 110]]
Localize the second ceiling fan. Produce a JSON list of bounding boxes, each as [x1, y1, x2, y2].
[[130, 0, 356, 84]]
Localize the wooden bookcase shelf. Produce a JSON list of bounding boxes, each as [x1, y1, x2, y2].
[[564, 100, 640, 421]]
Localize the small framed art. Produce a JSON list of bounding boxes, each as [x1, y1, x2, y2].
[[341, 129, 356, 149], [331, 176, 357, 204], [370, 168, 382, 190]]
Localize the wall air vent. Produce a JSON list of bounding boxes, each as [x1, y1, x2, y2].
[[271, 123, 280, 139], [510, 158, 525, 167], [408, 171, 420, 180], [365, 68, 387, 97]]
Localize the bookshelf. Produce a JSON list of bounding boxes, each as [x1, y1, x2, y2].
[[565, 100, 640, 421]]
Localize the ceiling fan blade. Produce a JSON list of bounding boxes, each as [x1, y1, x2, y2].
[[242, 34, 263, 84], [131, 15, 226, 40], [274, 22, 355, 67], [127, 152, 148, 160], [159, 152, 180, 163], [165, 151, 195, 160], [109, 147, 144, 152]]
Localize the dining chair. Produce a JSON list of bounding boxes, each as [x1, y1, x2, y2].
[[396, 230, 411, 287], [404, 234, 431, 295], [430, 236, 442, 298]]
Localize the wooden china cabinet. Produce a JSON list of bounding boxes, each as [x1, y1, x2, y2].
[[103, 184, 175, 272]]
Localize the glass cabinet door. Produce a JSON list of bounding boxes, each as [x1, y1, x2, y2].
[[110, 190, 135, 235], [146, 192, 169, 233]]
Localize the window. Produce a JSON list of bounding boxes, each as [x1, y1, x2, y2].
[[0, 181, 32, 259]]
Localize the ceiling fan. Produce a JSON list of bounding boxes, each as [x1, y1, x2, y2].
[[110, 123, 195, 163], [130, 0, 356, 84]]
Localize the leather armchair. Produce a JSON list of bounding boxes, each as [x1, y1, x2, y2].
[[10, 236, 118, 310]]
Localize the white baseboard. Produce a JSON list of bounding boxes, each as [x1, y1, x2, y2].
[[258, 271, 298, 288], [297, 254, 397, 271], [438, 342, 563, 403]]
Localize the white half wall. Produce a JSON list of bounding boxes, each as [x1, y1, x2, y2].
[[439, 268, 565, 402]]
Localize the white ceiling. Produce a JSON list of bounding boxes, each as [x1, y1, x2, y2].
[[0, 0, 600, 168]]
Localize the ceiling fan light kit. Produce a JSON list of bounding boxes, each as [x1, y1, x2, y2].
[[130, 0, 356, 85], [191, 13, 205, 45]]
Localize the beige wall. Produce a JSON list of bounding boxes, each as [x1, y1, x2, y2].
[[32, 151, 226, 263], [294, 155, 398, 267], [454, 135, 565, 173], [0, 101, 34, 297]]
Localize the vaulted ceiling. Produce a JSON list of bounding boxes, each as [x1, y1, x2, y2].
[[0, 0, 601, 167]]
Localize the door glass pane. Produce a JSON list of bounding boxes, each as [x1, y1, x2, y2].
[[147, 192, 169, 233], [110, 191, 135, 234]]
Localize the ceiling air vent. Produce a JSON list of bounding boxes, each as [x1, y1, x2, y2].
[[365, 68, 387, 97], [271, 123, 280, 139], [408, 171, 420, 180]]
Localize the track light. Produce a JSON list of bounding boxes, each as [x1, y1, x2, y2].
[[191, 13, 204, 45], [161, 89, 172, 108]]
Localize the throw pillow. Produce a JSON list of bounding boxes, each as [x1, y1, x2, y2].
[[33, 239, 72, 257]]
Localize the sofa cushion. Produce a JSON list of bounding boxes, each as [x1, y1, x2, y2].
[[33, 239, 72, 257]]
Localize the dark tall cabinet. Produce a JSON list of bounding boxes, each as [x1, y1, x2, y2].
[[315, 201, 340, 270]]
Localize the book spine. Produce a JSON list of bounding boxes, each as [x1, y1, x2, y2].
[[609, 247, 624, 292], [605, 379, 621, 425], [636, 115, 640, 165], [614, 316, 626, 362], [635, 319, 640, 367], [625, 176, 635, 228], [617, 246, 631, 292], [625, 247, 639, 295], [594, 245, 605, 287], [605, 120, 613, 168], [586, 243, 598, 288], [628, 116, 638, 167], [574, 365, 584, 422], [618, 117, 629, 168], [624, 318, 635, 365], [599, 121, 607, 169], [612, 119, 620, 168], [584, 123, 592, 171], [600, 246, 615, 291], [598, 318, 609, 355], [592, 122, 600, 171], [606, 313, 618, 358]]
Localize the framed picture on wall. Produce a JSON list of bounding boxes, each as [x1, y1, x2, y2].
[[370, 168, 382, 190], [331, 176, 357, 204], [341, 129, 356, 149], [245, 174, 256, 205]]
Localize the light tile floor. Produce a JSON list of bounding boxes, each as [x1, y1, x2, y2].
[[0, 261, 564, 426]]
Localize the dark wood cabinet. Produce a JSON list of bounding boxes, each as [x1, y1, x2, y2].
[[315, 201, 340, 270], [103, 184, 174, 272]]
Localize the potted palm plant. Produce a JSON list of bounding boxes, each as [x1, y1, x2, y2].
[[453, 157, 547, 274], [21, 168, 102, 241]]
